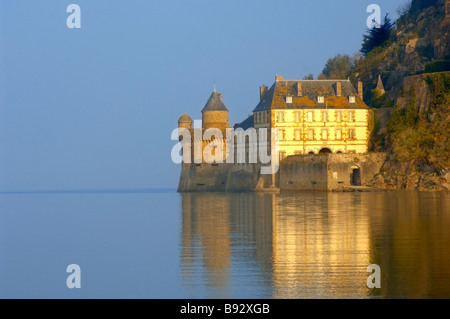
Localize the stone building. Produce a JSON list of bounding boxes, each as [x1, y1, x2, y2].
[[176, 76, 382, 192], [177, 87, 230, 164], [252, 75, 370, 161]]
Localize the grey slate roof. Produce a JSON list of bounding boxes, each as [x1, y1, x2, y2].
[[202, 89, 228, 112], [253, 79, 367, 112], [234, 114, 254, 130]]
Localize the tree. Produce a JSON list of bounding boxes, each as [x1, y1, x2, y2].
[[409, 0, 438, 15], [303, 73, 314, 80], [320, 54, 354, 79], [361, 14, 395, 56]]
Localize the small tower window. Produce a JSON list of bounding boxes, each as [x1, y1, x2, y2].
[[349, 95, 356, 103], [318, 96, 324, 103], [285, 96, 293, 104]]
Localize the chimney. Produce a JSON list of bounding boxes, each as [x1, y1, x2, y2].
[[336, 82, 342, 96], [260, 85, 268, 101], [296, 82, 302, 96], [275, 75, 284, 82], [358, 81, 363, 100]]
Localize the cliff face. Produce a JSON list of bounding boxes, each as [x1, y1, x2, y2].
[[370, 72, 450, 191], [350, 0, 450, 191]]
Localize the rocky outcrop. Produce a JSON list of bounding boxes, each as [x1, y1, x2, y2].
[[394, 74, 434, 112], [368, 157, 450, 191]]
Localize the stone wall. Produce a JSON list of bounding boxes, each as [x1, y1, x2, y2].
[[178, 163, 263, 192], [279, 155, 328, 191], [279, 153, 386, 191], [326, 153, 386, 191], [178, 153, 387, 192]]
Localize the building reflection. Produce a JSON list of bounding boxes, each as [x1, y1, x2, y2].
[[180, 191, 450, 298]]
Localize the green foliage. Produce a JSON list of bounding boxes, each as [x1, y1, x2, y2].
[[303, 73, 314, 80], [368, 110, 386, 151], [424, 60, 450, 73], [370, 89, 384, 108], [387, 73, 450, 171], [321, 54, 354, 79], [409, 0, 439, 15], [415, 44, 434, 60], [361, 14, 395, 56]]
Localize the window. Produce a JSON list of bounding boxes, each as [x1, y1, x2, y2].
[[277, 111, 284, 123], [322, 111, 327, 122], [349, 95, 356, 103], [279, 129, 285, 141], [348, 128, 355, 140], [285, 96, 293, 104], [294, 129, 302, 141], [349, 111, 355, 122], [318, 96, 324, 103], [295, 111, 301, 123], [308, 129, 314, 140], [336, 111, 342, 122], [336, 129, 342, 140], [255, 112, 259, 124], [322, 129, 328, 140], [307, 111, 313, 123]]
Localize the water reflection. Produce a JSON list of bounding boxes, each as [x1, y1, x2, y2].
[[180, 191, 450, 298]]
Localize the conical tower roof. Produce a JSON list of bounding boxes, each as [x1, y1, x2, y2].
[[201, 88, 228, 112], [178, 113, 192, 123]]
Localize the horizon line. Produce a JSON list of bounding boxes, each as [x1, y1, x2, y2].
[[0, 187, 177, 195]]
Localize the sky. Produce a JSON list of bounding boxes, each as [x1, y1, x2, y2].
[[0, 0, 410, 191]]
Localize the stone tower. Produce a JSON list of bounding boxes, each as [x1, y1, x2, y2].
[[178, 113, 193, 129], [201, 87, 229, 132]]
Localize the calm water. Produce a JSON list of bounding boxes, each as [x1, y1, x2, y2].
[[0, 190, 449, 299]]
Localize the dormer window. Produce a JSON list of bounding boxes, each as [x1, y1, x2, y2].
[[286, 96, 293, 104], [349, 95, 356, 103], [318, 96, 324, 103]]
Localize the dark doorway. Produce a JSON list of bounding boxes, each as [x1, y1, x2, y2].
[[350, 167, 361, 186], [319, 148, 332, 154]]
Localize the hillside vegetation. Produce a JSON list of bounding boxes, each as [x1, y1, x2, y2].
[[319, 0, 450, 190]]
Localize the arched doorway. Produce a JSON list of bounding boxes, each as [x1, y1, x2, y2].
[[350, 165, 361, 186], [308, 151, 315, 155], [319, 148, 332, 154]]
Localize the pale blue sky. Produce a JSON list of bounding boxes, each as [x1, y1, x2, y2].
[[0, 0, 409, 190]]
